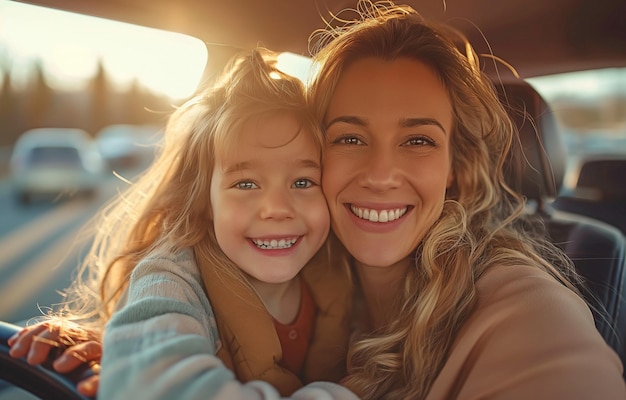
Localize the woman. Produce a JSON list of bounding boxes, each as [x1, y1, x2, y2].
[[307, 2, 624, 399], [10, 1, 625, 399]]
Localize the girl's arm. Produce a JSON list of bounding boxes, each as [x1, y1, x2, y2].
[[99, 249, 358, 400], [8, 320, 102, 396]]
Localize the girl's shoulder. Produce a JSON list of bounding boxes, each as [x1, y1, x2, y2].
[[136, 246, 197, 270], [130, 247, 202, 284], [118, 246, 214, 327]]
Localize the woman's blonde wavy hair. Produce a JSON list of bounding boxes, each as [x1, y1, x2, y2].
[[53, 48, 323, 331], [308, 1, 580, 398]]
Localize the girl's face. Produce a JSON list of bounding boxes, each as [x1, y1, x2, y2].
[[210, 113, 329, 284], [322, 57, 454, 268]]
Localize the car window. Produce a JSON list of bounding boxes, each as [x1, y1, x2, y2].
[[26, 146, 82, 167], [527, 68, 626, 192], [0, 1, 208, 327]]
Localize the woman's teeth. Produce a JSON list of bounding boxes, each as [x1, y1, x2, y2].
[[350, 205, 407, 222], [252, 237, 298, 249]]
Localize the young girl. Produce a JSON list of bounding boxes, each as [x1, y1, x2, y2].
[[9, 48, 352, 397]]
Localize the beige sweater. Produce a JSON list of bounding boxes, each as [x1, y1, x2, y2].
[[425, 264, 626, 400]]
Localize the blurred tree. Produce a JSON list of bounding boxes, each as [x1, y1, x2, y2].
[[125, 77, 173, 126], [125, 78, 144, 125], [89, 60, 110, 136], [0, 68, 19, 146], [26, 61, 52, 130]]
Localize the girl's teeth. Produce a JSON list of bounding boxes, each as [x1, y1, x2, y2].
[[253, 237, 297, 249], [350, 205, 407, 223]]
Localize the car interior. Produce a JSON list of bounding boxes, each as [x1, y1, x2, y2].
[[553, 159, 626, 235], [495, 79, 626, 373], [1, 0, 625, 398]]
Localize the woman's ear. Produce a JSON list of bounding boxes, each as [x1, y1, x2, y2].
[[445, 169, 458, 200], [446, 169, 454, 188]]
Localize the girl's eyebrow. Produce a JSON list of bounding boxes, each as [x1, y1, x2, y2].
[[326, 115, 447, 135], [223, 161, 252, 174], [299, 158, 322, 169], [223, 158, 320, 175]]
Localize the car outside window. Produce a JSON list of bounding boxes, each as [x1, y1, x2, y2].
[[27, 147, 82, 168], [528, 68, 626, 192]]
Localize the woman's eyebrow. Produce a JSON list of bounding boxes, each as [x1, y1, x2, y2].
[[325, 115, 447, 135], [325, 115, 366, 129], [401, 117, 447, 135]]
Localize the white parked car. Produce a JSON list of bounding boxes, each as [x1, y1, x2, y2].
[[96, 124, 161, 170], [9, 128, 105, 204]]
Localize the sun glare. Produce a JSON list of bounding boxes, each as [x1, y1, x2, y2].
[[0, 0, 207, 99], [277, 52, 316, 85]]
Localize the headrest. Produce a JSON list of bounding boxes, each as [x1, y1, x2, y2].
[[576, 158, 626, 201], [494, 79, 567, 201]]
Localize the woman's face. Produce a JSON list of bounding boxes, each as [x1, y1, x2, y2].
[[322, 57, 454, 268]]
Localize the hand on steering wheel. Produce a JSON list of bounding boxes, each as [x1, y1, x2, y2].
[[1, 321, 98, 400]]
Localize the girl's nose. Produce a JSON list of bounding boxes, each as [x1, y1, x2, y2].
[[259, 188, 296, 220]]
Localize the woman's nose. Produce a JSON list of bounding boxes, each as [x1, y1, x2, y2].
[[358, 147, 402, 192], [259, 187, 295, 220]]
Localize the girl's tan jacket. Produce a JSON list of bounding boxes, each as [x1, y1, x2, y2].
[[201, 249, 352, 396]]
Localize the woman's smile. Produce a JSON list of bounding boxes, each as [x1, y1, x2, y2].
[[348, 204, 409, 223]]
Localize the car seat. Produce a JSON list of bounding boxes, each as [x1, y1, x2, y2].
[[494, 78, 626, 375], [553, 158, 626, 235]]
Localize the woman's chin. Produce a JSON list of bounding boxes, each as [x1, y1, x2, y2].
[[350, 247, 410, 270]]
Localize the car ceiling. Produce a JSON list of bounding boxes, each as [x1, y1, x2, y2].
[[16, 0, 626, 79]]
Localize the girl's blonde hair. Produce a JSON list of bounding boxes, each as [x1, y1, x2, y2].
[[308, 2, 580, 398], [56, 48, 322, 330]]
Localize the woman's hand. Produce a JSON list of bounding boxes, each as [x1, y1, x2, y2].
[[8, 321, 102, 396]]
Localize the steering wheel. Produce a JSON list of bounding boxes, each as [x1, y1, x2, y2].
[[0, 321, 95, 400]]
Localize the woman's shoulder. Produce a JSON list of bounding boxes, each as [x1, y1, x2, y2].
[[427, 264, 625, 400], [470, 264, 601, 340], [475, 264, 588, 314]]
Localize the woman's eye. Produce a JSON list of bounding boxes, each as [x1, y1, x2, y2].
[[292, 179, 314, 189], [332, 135, 363, 145], [235, 181, 257, 190], [403, 136, 435, 146]]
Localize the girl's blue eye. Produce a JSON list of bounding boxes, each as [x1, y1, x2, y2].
[[235, 181, 257, 190], [293, 179, 313, 189]]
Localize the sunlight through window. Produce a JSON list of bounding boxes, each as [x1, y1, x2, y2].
[[0, 0, 207, 99], [277, 52, 316, 85]]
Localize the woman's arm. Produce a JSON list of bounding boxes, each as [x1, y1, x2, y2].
[[99, 249, 358, 400]]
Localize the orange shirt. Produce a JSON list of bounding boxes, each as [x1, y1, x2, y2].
[[273, 280, 316, 377]]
